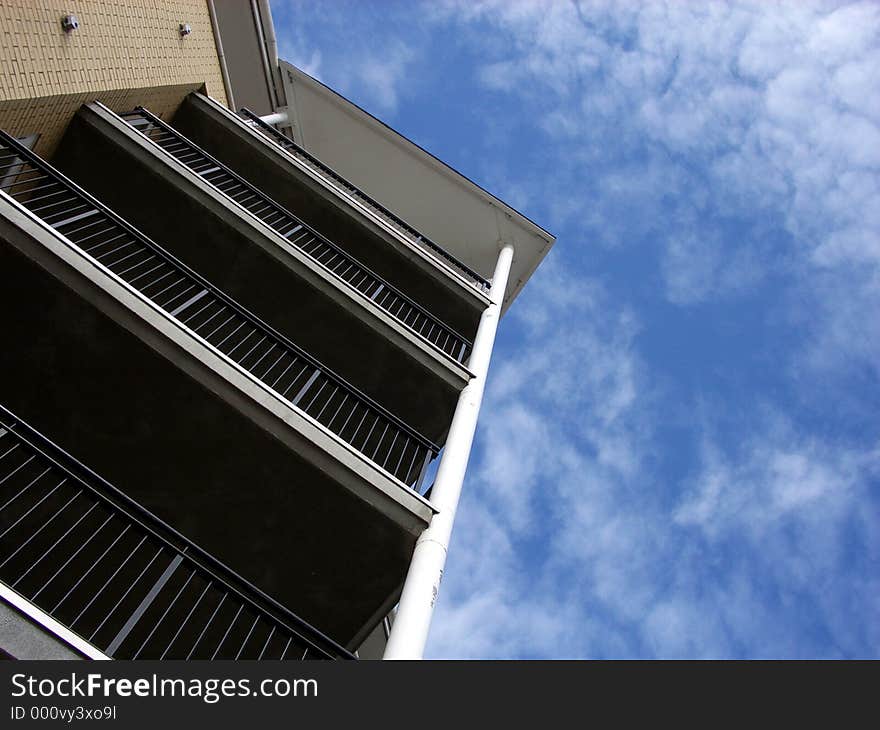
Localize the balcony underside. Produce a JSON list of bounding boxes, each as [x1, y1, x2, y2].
[[0, 211, 430, 648], [51, 104, 468, 446], [171, 92, 486, 341]]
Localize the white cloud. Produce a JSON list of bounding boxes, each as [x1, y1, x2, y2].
[[353, 42, 414, 113], [422, 0, 880, 657], [271, 0, 880, 658], [273, 1, 416, 114], [661, 228, 764, 304], [432, 338, 880, 657], [675, 431, 876, 541], [450, 5, 880, 419], [438, 1, 880, 319], [429, 262, 662, 657], [669, 422, 880, 656]]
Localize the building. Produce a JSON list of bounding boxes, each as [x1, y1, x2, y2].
[[0, 1, 554, 660]]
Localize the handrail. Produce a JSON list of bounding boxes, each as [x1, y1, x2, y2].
[[0, 403, 354, 660], [238, 107, 491, 291]]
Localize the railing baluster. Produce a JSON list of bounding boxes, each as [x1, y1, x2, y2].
[[382, 431, 400, 469], [393, 436, 411, 477], [52, 524, 131, 613], [415, 448, 433, 491], [279, 636, 292, 660], [404, 441, 420, 486], [370, 422, 391, 461], [31, 512, 115, 600], [186, 593, 226, 660], [131, 566, 195, 659], [280, 363, 311, 398], [91, 546, 165, 641], [302, 378, 328, 412], [0, 453, 36, 489], [105, 554, 183, 656], [0, 479, 74, 568], [291, 368, 321, 406], [210, 603, 243, 660], [12, 500, 97, 588], [235, 615, 260, 660], [71, 534, 146, 627], [160, 579, 212, 659], [269, 356, 298, 390], [257, 626, 276, 660], [256, 346, 284, 378], [0, 464, 51, 513]]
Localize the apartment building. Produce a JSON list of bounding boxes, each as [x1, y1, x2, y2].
[[0, 1, 554, 660]]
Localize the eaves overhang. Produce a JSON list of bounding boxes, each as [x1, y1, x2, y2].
[[279, 61, 556, 315]]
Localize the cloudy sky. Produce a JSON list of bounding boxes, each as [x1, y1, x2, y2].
[[270, 0, 880, 658]]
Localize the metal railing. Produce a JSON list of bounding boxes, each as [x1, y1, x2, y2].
[[0, 403, 354, 660], [0, 130, 439, 490], [118, 107, 474, 364], [236, 107, 491, 292]]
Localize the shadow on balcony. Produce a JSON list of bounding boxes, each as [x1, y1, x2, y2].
[[0, 404, 353, 660], [0, 131, 432, 647], [51, 103, 472, 446]]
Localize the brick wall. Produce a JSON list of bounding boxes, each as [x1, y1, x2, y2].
[[0, 0, 228, 155]]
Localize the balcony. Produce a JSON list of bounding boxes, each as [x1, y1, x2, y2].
[[236, 106, 490, 291], [0, 131, 434, 646], [167, 92, 491, 324], [52, 102, 472, 445], [121, 104, 476, 364], [0, 131, 436, 490], [0, 404, 353, 660]]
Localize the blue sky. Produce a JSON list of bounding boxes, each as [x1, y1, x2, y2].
[[270, 0, 880, 658]]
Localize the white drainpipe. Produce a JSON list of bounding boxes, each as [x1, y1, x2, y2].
[[384, 243, 514, 659], [251, 0, 281, 112], [259, 111, 289, 126], [206, 0, 236, 111], [257, 0, 280, 71]]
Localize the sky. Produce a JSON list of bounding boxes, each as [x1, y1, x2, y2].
[[270, 0, 880, 658]]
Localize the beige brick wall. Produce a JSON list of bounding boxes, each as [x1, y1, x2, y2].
[[0, 0, 229, 155]]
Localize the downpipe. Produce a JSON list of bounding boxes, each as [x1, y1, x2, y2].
[[259, 111, 289, 126], [383, 243, 514, 659]]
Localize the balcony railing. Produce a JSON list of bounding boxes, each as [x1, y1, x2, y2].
[[236, 107, 492, 292], [116, 107, 474, 364], [0, 403, 353, 660], [0, 130, 438, 490]]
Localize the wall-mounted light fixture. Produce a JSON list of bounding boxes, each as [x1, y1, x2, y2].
[[179, 23, 192, 37], [61, 14, 79, 32]]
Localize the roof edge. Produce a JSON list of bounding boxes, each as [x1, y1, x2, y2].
[[280, 61, 556, 247]]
